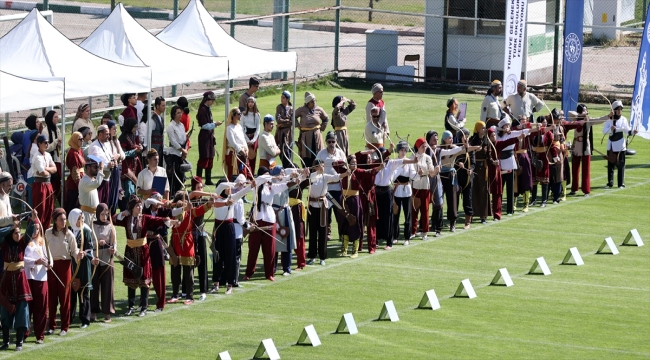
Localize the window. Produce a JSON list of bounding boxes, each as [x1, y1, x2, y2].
[[447, 0, 506, 36]]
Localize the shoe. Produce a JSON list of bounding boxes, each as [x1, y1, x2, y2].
[[409, 234, 415, 240], [393, 240, 399, 245], [619, 185, 625, 188], [181, 293, 186, 298], [435, 232, 441, 237], [198, 294, 207, 301], [167, 297, 179, 303], [80, 324, 88, 329], [414, 232, 422, 236], [350, 252, 358, 259], [528, 199, 537, 206], [59, 330, 67, 336], [522, 206, 529, 213], [605, 183, 613, 189], [243, 276, 251, 281], [138, 309, 147, 317], [506, 213, 513, 216], [0, 344, 7, 351], [124, 308, 135, 316], [540, 201, 547, 208], [464, 224, 470, 229], [493, 218, 500, 222], [561, 196, 567, 201], [233, 282, 240, 287], [282, 271, 291, 276], [36, 339, 44, 344], [568, 191, 576, 196], [154, 308, 163, 313], [267, 276, 275, 281], [225, 285, 233, 295], [104, 317, 112, 323], [369, 249, 376, 254], [183, 300, 194, 305], [403, 240, 410, 246], [481, 219, 487, 224], [450, 226, 456, 232], [553, 201, 559, 204], [384, 246, 392, 250], [15, 346, 22, 352], [584, 193, 590, 197], [422, 234, 428, 241], [306, 258, 315, 265], [320, 260, 326, 266], [45, 329, 54, 336], [90, 314, 97, 322]]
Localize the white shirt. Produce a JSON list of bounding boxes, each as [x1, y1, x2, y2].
[[497, 129, 529, 171], [375, 159, 405, 186], [166, 120, 186, 157], [308, 173, 340, 208], [136, 166, 169, 194], [27, 151, 55, 179], [138, 121, 148, 146], [392, 160, 415, 197], [214, 186, 252, 221], [504, 92, 545, 119], [41, 125, 60, 161], [603, 116, 631, 152], [365, 121, 385, 146], [258, 131, 280, 164], [411, 152, 435, 190], [480, 94, 501, 121], [0, 193, 11, 217], [255, 176, 289, 222], [79, 172, 105, 223], [226, 123, 248, 154], [135, 100, 145, 122], [24, 241, 51, 281], [87, 140, 113, 179], [233, 198, 246, 239], [316, 148, 346, 191], [241, 112, 260, 144], [365, 101, 388, 130]]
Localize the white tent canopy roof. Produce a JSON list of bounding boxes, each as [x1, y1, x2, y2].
[[0, 9, 151, 99], [157, 0, 297, 79], [0, 71, 64, 113], [81, 3, 229, 87]]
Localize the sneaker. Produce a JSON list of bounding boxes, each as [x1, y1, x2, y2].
[[124, 308, 135, 316], [183, 299, 194, 305], [138, 309, 147, 317], [435, 232, 441, 237], [403, 240, 410, 246], [320, 260, 326, 266], [450, 226, 456, 232], [409, 234, 416, 240], [481, 218, 487, 224], [568, 191, 576, 196], [619, 185, 625, 188], [464, 224, 470, 229], [414, 232, 422, 236], [59, 330, 67, 336], [369, 249, 376, 254], [584, 193, 590, 197], [282, 271, 291, 276], [167, 297, 179, 303], [45, 329, 54, 336], [506, 213, 513, 216], [522, 207, 529, 213], [180, 293, 186, 298], [540, 201, 547, 208], [154, 308, 163, 313], [384, 246, 392, 250], [605, 183, 613, 189], [15, 346, 22, 352], [225, 285, 233, 295], [528, 199, 537, 206], [350, 252, 359, 259], [306, 258, 315, 265], [36, 339, 44, 344], [493, 218, 500, 222], [243, 276, 251, 281], [198, 294, 207, 301], [104, 317, 112, 323], [80, 324, 88, 329], [422, 234, 428, 241], [553, 201, 559, 204]]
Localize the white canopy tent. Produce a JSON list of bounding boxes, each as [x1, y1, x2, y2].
[[156, 0, 298, 142], [0, 8, 151, 99], [0, 71, 64, 114], [156, 0, 296, 79], [80, 3, 229, 87]]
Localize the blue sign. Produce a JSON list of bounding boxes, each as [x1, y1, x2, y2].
[[630, 7, 650, 140], [561, 0, 584, 113]]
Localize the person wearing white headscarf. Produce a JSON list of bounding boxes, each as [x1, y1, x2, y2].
[[67, 208, 96, 330], [295, 92, 329, 168]]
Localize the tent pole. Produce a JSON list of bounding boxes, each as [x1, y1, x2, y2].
[[147, 92, 152, 155], [88, 97, 92, 119], [291, 69, 296, 151], [4, 114, 8, 140], [225, 79, 230, 122], [60, 102, 66, 207]]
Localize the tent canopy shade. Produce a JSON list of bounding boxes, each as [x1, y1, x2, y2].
[[80, 3, 229, 87], [0, 9, 151, 99], [0, 71, 64, 114], [156, 0, 296, 79]]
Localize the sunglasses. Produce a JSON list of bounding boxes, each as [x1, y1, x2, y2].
[[372, 115, 380, 119], [327, 140, 336, 144]]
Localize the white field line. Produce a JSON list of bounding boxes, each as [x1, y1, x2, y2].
[[3, 171, 649, 359], [516, 277, 650, 292]]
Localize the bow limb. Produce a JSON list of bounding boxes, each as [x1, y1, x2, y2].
[[363, 134, 383, 164], [81, 214, 99, 296], [235, 156, 257, 223], [68, 220, 83, 289]]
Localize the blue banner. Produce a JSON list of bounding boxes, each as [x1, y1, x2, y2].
[[561, 0, 585, 113], [630, 6, 650, 140]]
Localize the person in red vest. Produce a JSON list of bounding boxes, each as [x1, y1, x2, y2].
[[365, 83, 389, 134]]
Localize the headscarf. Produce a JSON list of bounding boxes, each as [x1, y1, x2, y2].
[[441, 130, 453, 142], [269, 166, 283, 176], [127, 194, 142, 212], [78, 127, 92, 140], [0, 172, 11, 183], [44, 110, 57, 143], [94, 203, 109, 225], [371, 83, 383, 94], [332, 95, 343, 108], [304, 92, 316, 104], [473, 121, 485, 135], [281, 91, 291, 100], [69, 209, 83, 233], [75, 103, 89, 120], [122, 118, 138, 135]]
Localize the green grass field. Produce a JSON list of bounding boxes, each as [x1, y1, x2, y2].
[[5, 84, 650, 359]]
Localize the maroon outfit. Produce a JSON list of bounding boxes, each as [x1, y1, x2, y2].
[[65, 148, 85, 214], [144, 207, 171, 309], [245, 221, 277, 280], [120, 105, 137, 121], [28, 279, 47, 341], [197, 103, 215, 169], [1, 241, 32, 303], [47, 259, 71, 332]]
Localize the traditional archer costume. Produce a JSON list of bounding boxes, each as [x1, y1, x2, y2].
[[410, 139, 437, 238], [340, 157, 377, 257], [469, 123, 492, 222], [269, 167, 297, 276], [91, 204, 116, 319], [0, 218, 37, 351], [275, 91, 294, 168], [118, 118, 143, 211], [530, 125, 554, 207], [113, 196, 168, 316], [295, 92, 329, 168], [142, 194, 171, 310], [487, 128, 521, 220], [68, 209, 94, 328]]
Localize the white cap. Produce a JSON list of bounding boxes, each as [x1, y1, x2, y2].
[[612, 100, 623, 110]]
